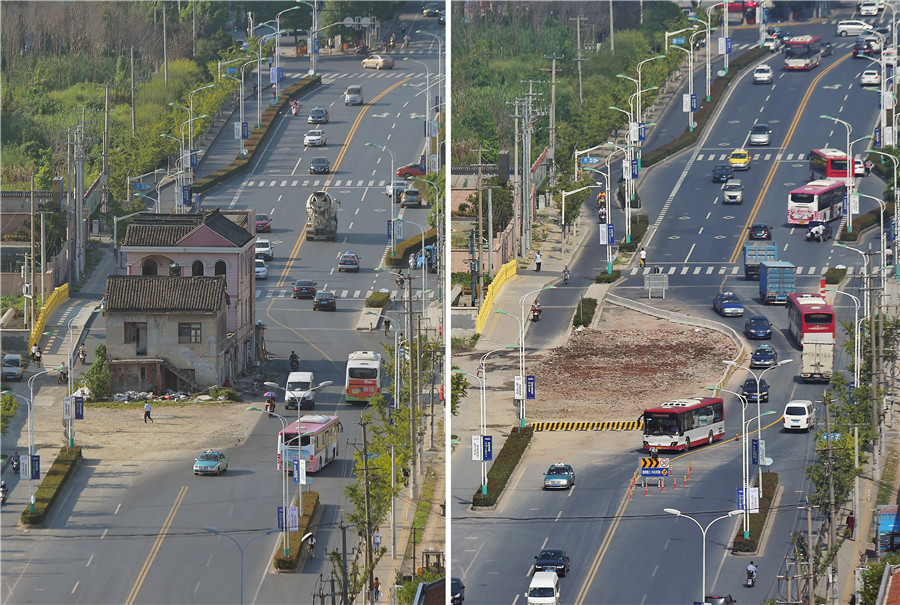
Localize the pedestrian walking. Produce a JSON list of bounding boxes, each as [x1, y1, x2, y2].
[[865, 160, 873, 176], [144, 401, 153, 424], [847, 512, 856, 539], [308, 533, 316, 558], [535, 251, 542, 272], [639, 247, 647, 268], [373, 528, 382, 552], [373, 577, 381, 602]]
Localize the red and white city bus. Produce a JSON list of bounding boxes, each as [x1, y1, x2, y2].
[[345, 351, 383, 403], [277, 414, 342, 473], [784, 35, 822, 70], [786, 293, 836, 346], [641, 397, 726, 452], [787, 179, 846, 225], [809, 148, 850, 179]]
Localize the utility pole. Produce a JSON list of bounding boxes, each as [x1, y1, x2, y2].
[[570, 16, 587, 106], [163, 3, 169, 84], [542, 55, 563, 188], [477, 147, 483, 306], [507, 99, 522, 257], [825, 398, 837, 605], [867, 248, 880, 467], [29, 174, 35, 330], [609, 0, 615, 54], [339, 517, 349, 605], [360, 420, 374, 605], [406, 273, 418, 501], [130, 47, 136, 134], [102, 85, 110, 216], [192, 0, 198, 56]]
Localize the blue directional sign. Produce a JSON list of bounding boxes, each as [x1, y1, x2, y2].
[[75, 396, 84, 420], [483, 436, 493, 461], [641, 468, 669, 477], [580, 157, 600, 164], [226, 67, 238, 74], [526, 375, 536, 400], [673, 37, 685, 45], [132, 183, 153, 191], [30, 455, 40, 480]]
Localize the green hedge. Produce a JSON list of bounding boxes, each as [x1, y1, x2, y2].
[[472, 426, 533, 508], [194, 76, 322, 193], [617, 215, 650, 253], [573, 298, 597, 328], [365, 292, 391, 308], [838, 201, 893, 243], [21, 446, 83, 526], [386, 227, 438, 269], [732, 473, 779, 552], [824, 267, 847, 284], [273, 490, 320, 570], [595, 270, 622, 283]]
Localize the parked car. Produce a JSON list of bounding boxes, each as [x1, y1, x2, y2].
[[2, 353, 24, 381], [255, 239, 274, 261], [309, 157, 331, 174], [712, 291, 744, 317], [193, 450, 228, 475], [400, 188, 423, 208], [338, 251, 360, 272], [543, 463, 575, 490], [361, 54, 394, 70], [307, 106, 329, 124], [255, 258, 268, 280], [744, 315, 773, 339], [750, 343, 778, 368], [741, 377, 770, 402], [292, 279, 317, 299], [255, 213, 272, 233], [748, 224, 773, 240], [712, 165, 734, 183], [313, 291, 336, 311], [396, 163, 426, 179], [304, 129, 326, 146], [753, 64, 774, 84], [749, 123, 772, 146]]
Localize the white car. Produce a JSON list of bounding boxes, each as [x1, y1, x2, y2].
[[783, 400, 816, 431], [837, 20, 873, 37], [385, 179, 407, 198], [860, 1, 879, 16], [304, 129, 326, 146], [753, 64, 773, 84], [860, 69, 881, 86], [255, 239, 274, 261], [854, 158, 867, 176], [859, 34, 882, 51], [255, 258, 268, 280], [763, 35, 783, 52]]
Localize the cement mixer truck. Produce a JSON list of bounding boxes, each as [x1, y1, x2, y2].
[[305, 190, 339, 241]]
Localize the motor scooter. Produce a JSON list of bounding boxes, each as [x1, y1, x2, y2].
[[531, 307, 542, 322], [291, 103, 299, 117], [290, 358, 300, 371], [746, 567, 757, 587], [564, 271, 569, 285], [356, 44, 368, 56], [11, 458, 20, 474]]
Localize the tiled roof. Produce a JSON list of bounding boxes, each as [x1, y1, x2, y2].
[[122, 208, 252, 247], [105, 276, 226, 312]]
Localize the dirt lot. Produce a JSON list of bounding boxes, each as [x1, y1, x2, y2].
[[524, 308, 739, 420]]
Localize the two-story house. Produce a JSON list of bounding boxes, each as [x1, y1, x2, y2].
[[104, 275, 228, 393], [118, 209, 257, 383]]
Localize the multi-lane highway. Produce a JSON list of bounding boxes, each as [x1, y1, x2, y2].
[[1, 13, 443, 605], [453, 13, 886, 605]]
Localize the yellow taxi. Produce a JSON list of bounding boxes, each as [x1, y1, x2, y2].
[[729, 148, 751, 170]]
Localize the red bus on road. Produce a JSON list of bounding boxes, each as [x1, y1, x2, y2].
[[784, 35, 822, 70], [277, 414, 342, 473], [641, 397, 726, 452], [809, 148, 850, 179], [787, 293, 836, 346]]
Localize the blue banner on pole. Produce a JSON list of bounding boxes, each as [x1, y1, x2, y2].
[[690, 94, 698, 112], [277, 66, 284, 83], [875, 126, 882, 148], [483, 436, 493, 461], [608, 223, 615, 245], [631, 158, 639, 179], [638, 122, 646, 142], [751, 439, 759, 465], [182, 185, 191, 205], [526, 375, 536, 400], [30, 455, 40, 480], [242, 122, 249, 140], [725, 37, 732, 54], [842, 194, 848, 217], [75, 396, 84, 420]]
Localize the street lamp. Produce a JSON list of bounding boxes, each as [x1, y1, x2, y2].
[[585, 165, 615, 275], [663, 508, 742, 603], [23, 367, 63, 512], [188, 83, 216, 154], [705, 384, 752, 538], [820, 115, 855, 231], [574, 142, 607, 181], [514, 286, 557, 427], [688, 16, 713, 100], [203, 527, 279, 605], [669, 40, 698, 132], [403, 57, 434, 172], [836, 241, 872, 313], [275, 4, 306, 100], [247, 407, 290, 556], [827, 288, 862, 385], [365, 143, 397, 251], [604, 141, 636, 244], [856, 193, 888, 288], [560, 185, 595, 253], [64, 309, 100, 446], [724, 359, 793, 494], [394, 218, 428, 316], [113, 210, 146, 272], [865, 148, 899, 267]]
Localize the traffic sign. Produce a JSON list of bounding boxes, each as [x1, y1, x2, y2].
[[132, 183, 153, 191], [580, 157, 600, 164], [640, 457, 670, 469], [483, 436, 493, 461], [673, 37, 685, 45], [641, 468, 669, 477]]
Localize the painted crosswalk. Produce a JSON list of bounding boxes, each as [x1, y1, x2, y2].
[[244, 179, 393, 189], [255, 288, 437, 300], [626, 265, 857, 277], [695, 151, 865, 163]]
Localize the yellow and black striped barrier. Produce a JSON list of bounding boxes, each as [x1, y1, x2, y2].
[[530, 420, 643, 432]]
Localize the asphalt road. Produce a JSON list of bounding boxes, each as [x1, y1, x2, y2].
[[453, 13, 887, 605]]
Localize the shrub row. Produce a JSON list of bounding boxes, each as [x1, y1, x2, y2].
[[573, 297, 597, 328], [472, 426, 534, 508], [21, 446, 83, 526], [595, 270, 622, 283], [732, 472, 779, 553], [385, 227, 438, 269], [838, 201, 894, 243], [193, 76, 322, 194], [365, 291, 391, 308], [824, 267, 847, 284], [273, 490, 320, 570], [617, 215, 651, 253]]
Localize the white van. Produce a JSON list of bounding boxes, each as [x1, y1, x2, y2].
[[526, 571, 559, 605], [783, 399, 815, 431], [285, 371, 316, 410], [344, 85, 364, 106]]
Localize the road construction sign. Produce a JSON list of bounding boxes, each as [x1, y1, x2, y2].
[[640, 457, 670, 476]]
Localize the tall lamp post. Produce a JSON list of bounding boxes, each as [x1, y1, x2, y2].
[[820, 115, 855, 231], [513, 286, 557, 427], [394, 218, 428, 316], [365, 143, 397, 251], [724, 359, 793, 494], [865, 147, 899, 265], [248, 407, 290, 556], [663, 508, 742, 603], [203, 527, 279, 605], [560, 185, 595, 253], [188, 83, 216, 156], [604, 141, 636, 243], [275, 4, 305, 100], [836, 241, 873, 313], [24, 367, 61, 512], [705, 385, 752, 537], [827, 288, 862, 385], [856, 193, 888, 287], [403, 58, 434, 173]]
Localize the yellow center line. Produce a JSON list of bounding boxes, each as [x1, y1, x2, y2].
[[728, 54, 850, 264], [275, 78, 411, 288], [124, 485, 189, 605]]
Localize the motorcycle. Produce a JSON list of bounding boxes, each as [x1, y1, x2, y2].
[[11, 458, 20, 474], [265, 400, 276, 417], [563, 271, 570, 285], [746, 568, 757, 588], [402, 36, 409, 49], [390, 35, 395, 49], [356, 44, 368, 56], [531, 307, 542, 322], [0, 490, 6, 505], [58, 369, 69, 384], [291, 103, 299, 117], [290, 358, 300, 371]]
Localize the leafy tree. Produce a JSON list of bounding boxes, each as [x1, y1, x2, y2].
[[394, 566, 444, 605], [81, 344, 112, 401], [857, 553, 900, 605], [1, 392, 20, 437], [449, 368, 468, 416]]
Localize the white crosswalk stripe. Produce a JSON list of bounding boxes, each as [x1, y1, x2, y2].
[[243, 178, 390, 190], [624, 265, 857, 277], [255, 288, 430, 300]]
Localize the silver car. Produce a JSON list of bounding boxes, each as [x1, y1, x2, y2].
[[836, 20, 873, 37], [749, 124, 771, 146]]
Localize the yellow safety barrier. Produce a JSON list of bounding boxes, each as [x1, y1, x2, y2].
[[475, 259, 518, 333], [530, 420, 643, 431], [29, 284, 69, 348]]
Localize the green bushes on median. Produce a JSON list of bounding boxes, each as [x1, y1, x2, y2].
[[20, 446, 83, 526], [732, 472, 779, 553], [472, 426, 534, 508], [273, 490, 320, 570]]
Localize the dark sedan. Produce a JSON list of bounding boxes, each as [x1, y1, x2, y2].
[[741, 377, 770, 402], [744, 315, 772, 339], [712, 164, 734, 183], [750, 343, 778, 368], [309, 157, 331, 174], [748, 224, 772, 240], [534, 548, 570, 577], [292, 279, 317, 299], [313, 291, 336, 311]]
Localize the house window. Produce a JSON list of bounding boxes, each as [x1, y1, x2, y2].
[[214, 260, 227, 287], [191, 260, 204, 276], [141, 259, 158, 276], [178, 323, 202, 344], [124, 322, 146, 344]]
